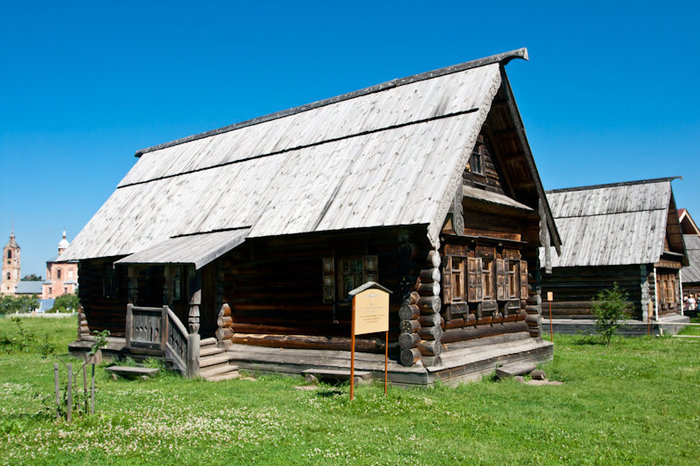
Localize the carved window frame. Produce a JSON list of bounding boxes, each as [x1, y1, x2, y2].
[[507, 260, 519, 300], [450, 256, 467, 302]]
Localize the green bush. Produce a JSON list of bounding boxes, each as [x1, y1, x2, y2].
[[50, 293, 80, 313], [0, 294, 39, 314], [592, 284, 630, 344]]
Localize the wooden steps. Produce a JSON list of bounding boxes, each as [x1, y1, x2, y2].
[[198, 338, 239, 382], [302, 368, 372, 385], [105, 365, 159, 380], [495, 362, 536, 380]]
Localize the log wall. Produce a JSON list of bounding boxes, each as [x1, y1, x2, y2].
[[542, 264, 683, 320], [78, 258, 129, 337], [463, 133, 505, 194], [542, 265, 645, 319], [220, 228, 429, 354]]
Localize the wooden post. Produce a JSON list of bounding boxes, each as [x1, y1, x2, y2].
[[348, 282, 391, 400], [186, 290, 201, 378], [66, 363, 73, 423], [90, 364, 95, 415], [539, 199, 552, 274], [125, 303, 133, 347], [350, 295, 356, 401], [160, 305, 169, 351], [547, 291, 553, 342], [384, 330, 388, 396], [53, 363, 60, 420], [82, 364, 88, 413]]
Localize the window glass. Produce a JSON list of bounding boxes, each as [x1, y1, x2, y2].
[[451, 257, 465, 301], [508, 261, 519, 298], [324, 256, 378, 303], [482, 259, 493, 299], [470, 150, 483, 175]]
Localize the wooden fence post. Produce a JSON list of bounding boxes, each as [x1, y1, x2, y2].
[[82, 364, 88, 413], [53, 363, 60, 420], [91, 364, 95, 415], [66, 363, 73, 423], [186, 290, 201, 378]]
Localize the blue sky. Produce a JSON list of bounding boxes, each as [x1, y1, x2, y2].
[[1, 1, 699, 276]]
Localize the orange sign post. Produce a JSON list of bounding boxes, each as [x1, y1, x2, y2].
[[349, 282, 391, 401]]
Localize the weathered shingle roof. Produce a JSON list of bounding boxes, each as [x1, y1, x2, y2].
[[115, 229, 249, 270], [543, 178, 684, 267], [682, 234, 700, 284], [62, 48, 551, 262]]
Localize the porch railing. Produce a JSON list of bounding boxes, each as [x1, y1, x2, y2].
[[125, 301, 200, 377]]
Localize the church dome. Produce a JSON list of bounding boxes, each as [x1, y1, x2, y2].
[[58, 231, 70, 250], [5, 231, 19, 249]]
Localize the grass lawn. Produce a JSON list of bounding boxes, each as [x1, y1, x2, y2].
[[0, 317, 698, 465], [678, 316, 700, 336]]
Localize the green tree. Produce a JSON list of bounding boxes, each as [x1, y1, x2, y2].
[[50, 293, 80, 313], [592, 284, 631, 344], [0, 295, 39, 314], [22, 274, 42, 281]]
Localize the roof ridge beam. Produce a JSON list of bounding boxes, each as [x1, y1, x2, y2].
[[547, 176, 682, 193], [553, 207, 670, 219]]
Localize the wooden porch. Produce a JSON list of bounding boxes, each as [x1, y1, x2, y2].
[[70, 291, 239, 382]]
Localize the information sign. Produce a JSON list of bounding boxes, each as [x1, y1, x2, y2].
[[353, 289, 389, 335]]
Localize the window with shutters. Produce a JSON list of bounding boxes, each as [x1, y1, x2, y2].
[[666, 276, 676, 307], [520, 260, 529, 299], [467, 257, 483, 302], [450, 256, 466, 302], [508, 260, 519, 299], [496, 259, 507, 301], [452, 254, 528, 304], [322, 255, 378, 303], [482, 258, 494, 300]]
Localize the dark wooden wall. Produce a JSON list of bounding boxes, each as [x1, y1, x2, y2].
[[78, 258, 129, 337], [541, 265, 644, 319], [220, 227, 429, 352], [463, 133, 506, 194]]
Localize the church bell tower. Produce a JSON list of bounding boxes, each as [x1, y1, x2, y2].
[[1, 229, 21, 295]]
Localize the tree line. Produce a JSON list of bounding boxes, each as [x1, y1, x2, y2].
[[0, 294, 80, 314]]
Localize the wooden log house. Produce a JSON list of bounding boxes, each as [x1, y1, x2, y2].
[[62, 48, 560, 385], [541, 178, 689, 325], [682, 235, 700, 301], [678, 210, 700, 304]]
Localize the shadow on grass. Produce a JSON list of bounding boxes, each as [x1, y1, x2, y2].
[[315, 389, 344, 398], [572, 334, 605, 345]]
